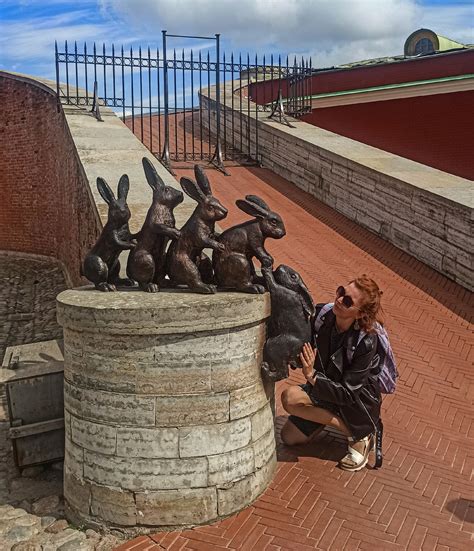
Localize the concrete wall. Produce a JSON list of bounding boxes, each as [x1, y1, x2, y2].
[[201, 85, 473, 291]]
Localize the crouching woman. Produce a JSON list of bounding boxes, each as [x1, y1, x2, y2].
[[281, 275, 383, 471]]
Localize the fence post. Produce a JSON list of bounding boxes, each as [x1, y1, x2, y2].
[[210, 33, 226, 173], [161, 30, 171, 170]]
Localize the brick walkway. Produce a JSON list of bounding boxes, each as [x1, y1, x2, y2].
[[116, 165, 473, 550]]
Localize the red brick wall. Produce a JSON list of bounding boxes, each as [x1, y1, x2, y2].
[[300, 90, 474, 180], [0, 74, 101, 285]]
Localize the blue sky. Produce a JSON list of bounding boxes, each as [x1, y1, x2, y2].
[[1, 0, 473, 80]]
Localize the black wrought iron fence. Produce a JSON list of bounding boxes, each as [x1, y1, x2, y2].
[[55, 35, 313, 174]]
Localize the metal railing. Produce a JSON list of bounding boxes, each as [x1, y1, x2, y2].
[[55, 36, 313, 173]]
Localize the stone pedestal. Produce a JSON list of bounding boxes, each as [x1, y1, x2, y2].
[[56, 289, 275, 533]]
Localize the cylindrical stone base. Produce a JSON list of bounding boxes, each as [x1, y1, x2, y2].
[[57, 289, 276, 533]]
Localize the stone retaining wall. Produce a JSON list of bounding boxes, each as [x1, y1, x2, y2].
[[57, 289, 276, 533], [0, 251, 68, 361], [201, 86, 473, 291]]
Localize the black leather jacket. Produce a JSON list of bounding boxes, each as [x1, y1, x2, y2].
[[311, 304, 381, 439]]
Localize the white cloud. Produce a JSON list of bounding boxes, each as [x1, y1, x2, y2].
[[98, 0, 472, 65], [0, 0, 471, 79]]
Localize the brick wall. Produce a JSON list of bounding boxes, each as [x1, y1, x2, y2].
[[0, 73, 101, 285], [201, 88, 473, 291]]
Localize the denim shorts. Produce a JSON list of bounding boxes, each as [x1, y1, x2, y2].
[[288, 383, 340, 437]]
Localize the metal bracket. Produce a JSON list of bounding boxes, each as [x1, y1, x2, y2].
[[210, 142, 229, 175], [91, 81, 103, 122], [268, 88, 295, 128]]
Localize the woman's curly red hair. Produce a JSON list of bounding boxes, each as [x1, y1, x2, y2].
[[350, 274, 384, 333]]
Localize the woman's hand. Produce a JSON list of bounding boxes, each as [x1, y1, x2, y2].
[[300, 342, 317, 386]]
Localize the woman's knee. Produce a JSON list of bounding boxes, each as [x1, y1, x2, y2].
[[281, 386, 308, 412]]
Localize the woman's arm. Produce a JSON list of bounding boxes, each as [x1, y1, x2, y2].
[[311, 334, 377, 405]]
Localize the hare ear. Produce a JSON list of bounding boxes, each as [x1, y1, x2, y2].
[[180, 177, 206, 203], [236, 198, 268, 219], [246, 195, 270, 212], [194, 165, 211, 196], [299, 282, 315, 320], [97, 178, 115, 204], [142, 157, 165, 192], [117, 174, 129, 201]]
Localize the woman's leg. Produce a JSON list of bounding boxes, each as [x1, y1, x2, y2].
[[280, 418, 314, 445], [281, 386, 351, 436]]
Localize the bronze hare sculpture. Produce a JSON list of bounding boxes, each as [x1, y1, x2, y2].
[[127, 158, 183, 292], [166, 165, 228, 294], [213, 195, 286, 293], [261, 264, 315, 381], [82, 175, 136, 291]]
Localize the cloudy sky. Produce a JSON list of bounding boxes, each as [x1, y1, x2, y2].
[[1, 0, 473, 79]]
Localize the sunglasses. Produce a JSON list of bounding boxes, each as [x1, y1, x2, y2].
[[336, 286, 360, 310]]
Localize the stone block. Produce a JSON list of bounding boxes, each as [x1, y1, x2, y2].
[[208, 445, 255, 486], [351, 171, 376, 192], [216, 453, 276, 517], [331, 163, 351, 181], [408, 240, 443, 271], [155, 393, 229, 427], [90, 484, 136, 526], [356, 211, 382, 235], [136, 363, 212, 395], [84, 451, 208, 491], [411, 191, 446, 223], [210, 352, 260, 392], [154, 331, 230, 363], [64, 469, 90, 514], [135, 488, 218, 526], [64, 440, 84, 479], [64, 381, 155, 426], [446, 226, 472, 254], [71, 416, 117, 455], [229, 380, 268, 420], [79, 333, 156, 361], [250, 404, 274, 442], [445, 210, 472, 235], [116, 427, 179, 458], [63, 329, 84, 357], [376, 176, 413, 203], [179, 417, 252, 458], [253, 429, 276, 469]]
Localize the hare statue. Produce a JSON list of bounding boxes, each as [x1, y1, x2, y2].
[[127, 158, 183, 292], [261, 264, 315, 381], [213, 195, 286, 293], [82, 175, 136, 291], [166, 165, 228, 294]]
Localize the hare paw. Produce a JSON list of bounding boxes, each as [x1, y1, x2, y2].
[[193, 284, 216, 294], [143, 283, 160, 293], [96, 282, 117, 292], [261, 362, 279, 381], [240, 283, 266, 294]]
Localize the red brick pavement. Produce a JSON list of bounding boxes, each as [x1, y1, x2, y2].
[[115, 162, 473, 550]]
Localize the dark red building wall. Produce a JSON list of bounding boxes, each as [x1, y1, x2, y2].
[[249, 49, 474, 104], [300, 90, 474, 180]]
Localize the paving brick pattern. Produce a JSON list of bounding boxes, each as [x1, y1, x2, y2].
[[115, 165, 473, 550]]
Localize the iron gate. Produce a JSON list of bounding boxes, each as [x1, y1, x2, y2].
[[55, 33, 313, 173]]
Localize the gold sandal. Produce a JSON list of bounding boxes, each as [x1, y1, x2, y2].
[[339, 434, 373, 471]]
